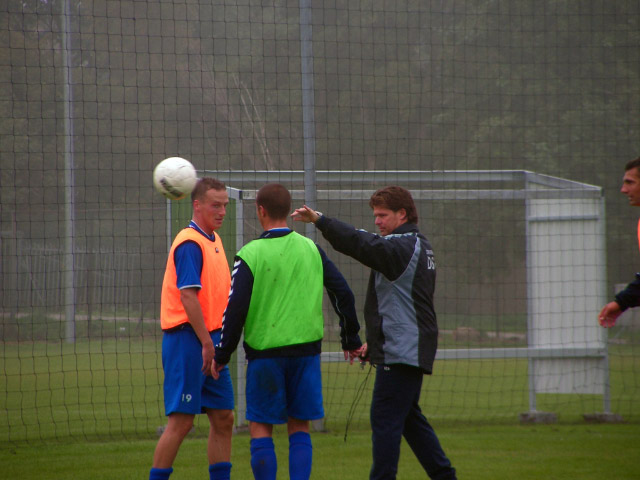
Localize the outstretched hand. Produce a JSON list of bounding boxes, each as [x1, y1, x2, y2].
[[291, 205, 320, 224], [599, 301, 622, 328]]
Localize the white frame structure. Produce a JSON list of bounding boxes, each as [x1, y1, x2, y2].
[[197, 170, 610, 423]]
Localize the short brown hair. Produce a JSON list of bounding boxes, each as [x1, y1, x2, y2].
[[369, 186, 418, 224], [625, 157, 640, 174], [191, 177, 226, 202], [256, 183, 292, 220]]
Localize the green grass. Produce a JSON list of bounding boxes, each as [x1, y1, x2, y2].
[[0, 424, 638, 479], [1, 339, 639, 444], [1, 335, 639, 478]]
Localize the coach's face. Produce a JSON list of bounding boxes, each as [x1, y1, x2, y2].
[[195, 188, 229, 234], [373, 206, 407, 236], [621, 168, 640, 207]]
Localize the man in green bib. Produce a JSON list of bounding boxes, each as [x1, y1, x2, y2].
[[212, 183, 363, 480]]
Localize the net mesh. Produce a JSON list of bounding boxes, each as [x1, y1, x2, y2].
[[1, 0, 639, 444]]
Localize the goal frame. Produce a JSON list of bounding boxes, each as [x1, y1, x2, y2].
[[194, 170, 610, 424]]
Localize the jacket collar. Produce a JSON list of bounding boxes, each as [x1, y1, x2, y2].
[[390, 222, 419, 235]]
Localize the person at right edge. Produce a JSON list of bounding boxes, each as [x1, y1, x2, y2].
[[292, 185, 457, 480], [599, 157, 640, 327]]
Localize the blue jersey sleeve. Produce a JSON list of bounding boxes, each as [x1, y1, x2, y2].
[[174, 240, 203, 290]]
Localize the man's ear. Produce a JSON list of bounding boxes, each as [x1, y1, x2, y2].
[[398, 208, 407, 221]]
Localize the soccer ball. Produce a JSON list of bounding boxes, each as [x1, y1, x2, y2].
[[153, 157, 198, 200]]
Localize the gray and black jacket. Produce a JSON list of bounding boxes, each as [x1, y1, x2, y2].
[[315, 216, 438, 374]]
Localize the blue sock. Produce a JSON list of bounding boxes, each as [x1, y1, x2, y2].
[[149, 467, 173, 480], [289, 431, 312, 480], [209, 461, 232, 480], [250, 437, 277, 480]]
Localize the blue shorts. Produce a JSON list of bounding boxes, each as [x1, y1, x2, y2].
[[246, 355, 324, 424], [162, 326, 234, 415]]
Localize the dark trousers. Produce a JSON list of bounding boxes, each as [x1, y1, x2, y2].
[[369, 364, 457, 480]]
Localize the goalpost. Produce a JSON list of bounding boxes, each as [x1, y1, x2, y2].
[[192, 169, 612, 426]]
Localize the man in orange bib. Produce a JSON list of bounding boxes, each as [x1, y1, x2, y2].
[[599, 157, 640, 328], [150, 178, 235, 480]]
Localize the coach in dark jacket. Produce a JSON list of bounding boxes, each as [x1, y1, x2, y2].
[[293, 186, 456, 480]]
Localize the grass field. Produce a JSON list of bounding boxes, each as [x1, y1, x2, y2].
[[1, 334, 639, 479], [1, 424, 639, 479], [1, 338, 639, 443]]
